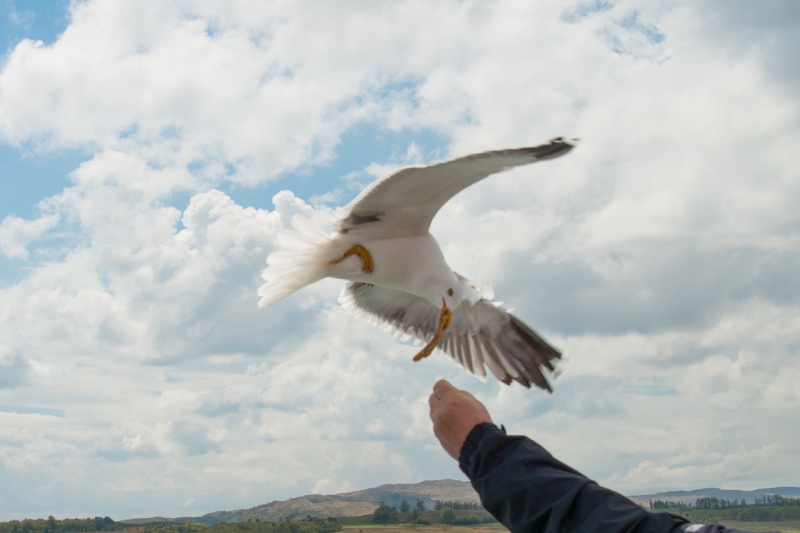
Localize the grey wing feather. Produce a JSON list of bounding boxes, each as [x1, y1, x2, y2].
[[339, 281, 561, 391], [336, 138, 575, 236], [339, 282, 440, 341]]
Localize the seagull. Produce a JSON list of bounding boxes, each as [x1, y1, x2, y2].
[[258, 138, 575, 391]]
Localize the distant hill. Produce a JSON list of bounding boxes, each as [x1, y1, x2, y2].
[[628, 487, 800, 507], [121, 481, 800, 525], [334, 479, 479, 510], [194, 495, 378, 524], [159, 479, 480, 525]]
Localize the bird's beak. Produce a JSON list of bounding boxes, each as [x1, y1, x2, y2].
[[441, 298, 452, 330], [412, 299, 452, 362]]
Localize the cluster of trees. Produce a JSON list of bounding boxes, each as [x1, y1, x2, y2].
[[378, 499, 431, 525], [650, 495, 800, 523], [398, 499, 427, 512], [0, 518, 340, 533], [371, 502, 493, 526], [694, 498, 745, 510], [650, 498, 747, 511], [683, 505, 800, 523], [371, 504, 430, 525], [651, 495, 800, 512], [649, 501, 692, 511], [433, 500, 483, 511], [0, 516, 126, 533], [753, 495, 800, 507], [438, 508, 495, 525], [370, 505, 399, 524]]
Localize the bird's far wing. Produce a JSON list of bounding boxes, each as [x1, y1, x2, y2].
[[339, 282, 441, 343], [445, 298, 561, 391], [339, 281, 562, 391], [335, 138, 575, 237]]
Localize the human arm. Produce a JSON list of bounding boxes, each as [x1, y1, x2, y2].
[[459, 422, 690, 532], [428, 380, 754, 533]]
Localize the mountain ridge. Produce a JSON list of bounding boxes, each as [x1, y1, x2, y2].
[[128, 479, 482, 525], [628, 486, 800, 506], [122, 481, 800, 524]]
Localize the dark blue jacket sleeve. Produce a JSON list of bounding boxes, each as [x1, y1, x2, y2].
[[458, 423, 754, 533]]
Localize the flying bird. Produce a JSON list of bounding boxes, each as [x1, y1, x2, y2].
[[258, 138, 575, 391]]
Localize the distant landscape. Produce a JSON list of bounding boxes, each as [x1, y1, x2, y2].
[[2, 480, 800, 533], [628, 487, 800, 507], [126, 479, 481, 524], [137, 482, 800, 525], [112, 480, 800, 532]]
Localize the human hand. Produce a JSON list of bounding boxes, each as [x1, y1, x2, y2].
[[428, 379, 493, 460]]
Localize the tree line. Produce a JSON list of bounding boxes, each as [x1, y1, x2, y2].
[[0, 517, 340, 533], [753, 495, 800, 507], [370, 501, 494, 526], [433, 500, 483, 511], [650, 495, 800, 511], [370, 503, 431, 525], [438, 508, 496, 525], [682, 505, 800, 523], [0, 516, 127, 533]]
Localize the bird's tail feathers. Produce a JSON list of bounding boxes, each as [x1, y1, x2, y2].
[[257, 215, 331, 308]]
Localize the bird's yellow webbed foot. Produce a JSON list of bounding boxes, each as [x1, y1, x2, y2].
[[413, 299, 452, 362], [331, 244, 373, 273]]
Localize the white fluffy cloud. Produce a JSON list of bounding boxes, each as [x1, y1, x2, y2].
[[0, 0, 798, 521], [0, 213, 60, 259]]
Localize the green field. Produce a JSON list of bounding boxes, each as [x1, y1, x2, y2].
[[340, 517, 800, 533], [341, 526, 505, 532], [714, 521, 800, 533], [343, 519, 800, 533], [340, 519, 800, 533]]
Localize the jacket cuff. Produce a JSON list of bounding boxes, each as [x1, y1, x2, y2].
[[458, 422, 502, 476]]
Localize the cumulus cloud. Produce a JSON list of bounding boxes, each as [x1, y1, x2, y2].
[[0, 212, 60, 259], [0, 0, 798, 521], [0, 0, 486, 191]]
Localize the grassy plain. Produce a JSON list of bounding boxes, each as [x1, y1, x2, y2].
[[342, 521, 800, 533], [715, 520, 800, 532], [341, 526, 505, 532]]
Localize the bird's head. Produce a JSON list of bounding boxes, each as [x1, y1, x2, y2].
[[422, 272, 467, 312], [442, 284, 463, 312]]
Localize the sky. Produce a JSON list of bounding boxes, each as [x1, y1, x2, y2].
[[0, 0, 799, 522]]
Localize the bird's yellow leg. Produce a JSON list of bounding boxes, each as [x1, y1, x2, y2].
[[413, 299, 452, 362], [330, 244, 373, 273]]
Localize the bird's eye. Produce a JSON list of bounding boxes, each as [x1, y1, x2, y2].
[[447, 288, 454, 296]]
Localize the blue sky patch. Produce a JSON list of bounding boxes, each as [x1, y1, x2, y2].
[[1, 0, 71, 52], [619, 11, 666, 45], [562, 0, 613, 23], [0, 143, 88, 219], [0, 404, 66, 417], [221, 123, 450, 211]]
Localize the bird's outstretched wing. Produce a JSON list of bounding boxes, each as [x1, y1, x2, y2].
[[339, 281, 561, 391], [335, 138, 575, 237]]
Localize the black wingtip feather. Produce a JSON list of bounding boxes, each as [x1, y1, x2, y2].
[[502, 315, 561, 392], [530, 137, 576, 161], [508, 315, 561, 371]]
